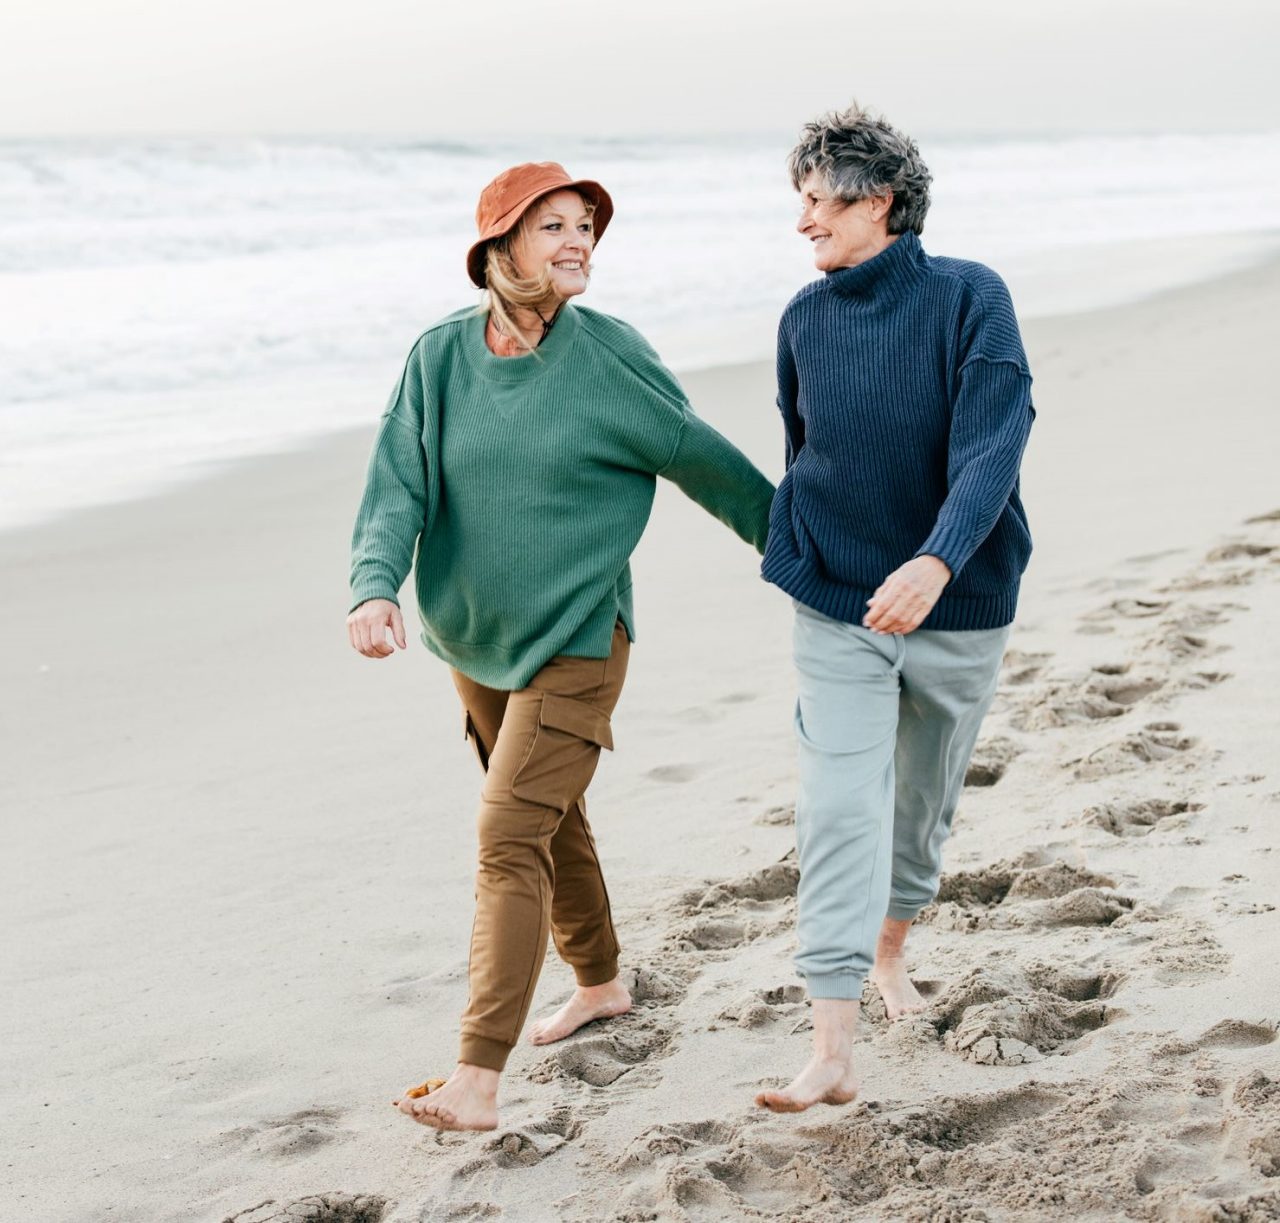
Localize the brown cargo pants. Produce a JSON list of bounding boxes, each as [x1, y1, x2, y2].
[[450, 620, 630, 1071]]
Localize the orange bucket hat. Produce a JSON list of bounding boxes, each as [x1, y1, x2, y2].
[[466, 161, 614, 289]]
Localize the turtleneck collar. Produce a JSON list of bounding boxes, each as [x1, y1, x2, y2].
[[826, 229, 927, 300]]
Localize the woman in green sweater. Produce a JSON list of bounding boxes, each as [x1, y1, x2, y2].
[[347, 162, 774, 1132]]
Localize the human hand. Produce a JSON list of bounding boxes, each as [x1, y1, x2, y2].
[[863, 556, 951, 635], [347, 598, 407, 659]]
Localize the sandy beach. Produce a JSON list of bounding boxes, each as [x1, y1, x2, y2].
[[3, 251, 1279, 1222]]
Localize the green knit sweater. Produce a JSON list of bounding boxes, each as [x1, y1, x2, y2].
[[349, 303, 776, 689]]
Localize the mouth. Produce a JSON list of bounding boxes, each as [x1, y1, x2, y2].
[[810, 235, 830, 246], [552, 260, 584, 271]]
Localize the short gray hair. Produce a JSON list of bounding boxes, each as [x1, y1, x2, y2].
[[788, 102, 933, 236]]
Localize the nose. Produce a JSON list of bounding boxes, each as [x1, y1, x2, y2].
[[796, 210, 813, 235]]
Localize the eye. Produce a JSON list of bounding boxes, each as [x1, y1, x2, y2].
[[578, 223, 592, 234], [544, 222, 562, 231]]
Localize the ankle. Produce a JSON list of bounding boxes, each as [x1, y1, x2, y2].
[[454, 1063, 501, 1093], [578, 977, 627, 998], [812, 1048, 853, 1067]]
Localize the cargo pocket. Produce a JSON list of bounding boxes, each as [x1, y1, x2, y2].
[[510, 693, 614, 812]]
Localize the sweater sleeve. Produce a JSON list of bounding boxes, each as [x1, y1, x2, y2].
[[659, 410, 777, 554], [598, 315, 776, 554], [348, 342, 431, 611], [914, 273, 1034, 578], [777, 314, 803, 469], [914, 355, 1034, 578]]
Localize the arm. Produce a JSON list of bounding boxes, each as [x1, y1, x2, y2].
[[777, 316, 803, 469], [595, 315, 776, 553], [864, 356, 1033, 634], [865, 273, 1034, 636], [913, 356, 1034, 579], [659, 410, 776, 554], [347, 345, 431, 656]]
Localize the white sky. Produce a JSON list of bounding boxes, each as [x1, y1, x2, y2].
[[1, 0, 1276, 139]]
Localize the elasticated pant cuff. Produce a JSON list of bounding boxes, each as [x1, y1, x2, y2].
[[573, 955, 620, 988], [886, 901, 927, 922], [459, 1034, 512, 1072], [804, 970, 865, 1001]]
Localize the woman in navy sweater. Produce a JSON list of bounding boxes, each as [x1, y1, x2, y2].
[[758, 103, 1035, 1113]]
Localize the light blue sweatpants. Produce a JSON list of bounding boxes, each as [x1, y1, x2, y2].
[[792, 601, 1009, 1000]]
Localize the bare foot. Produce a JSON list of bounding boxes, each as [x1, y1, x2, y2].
[[392, 1063, 498, 1132], [755, 1054, 859, 1113], [527, 978, 632, 1046], [869, 957, 927, 1020]]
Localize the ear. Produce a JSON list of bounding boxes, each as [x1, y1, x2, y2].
[[868, 193, 894, 224]]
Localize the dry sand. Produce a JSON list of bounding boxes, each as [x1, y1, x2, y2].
[[2, 254, 1279, 1223]]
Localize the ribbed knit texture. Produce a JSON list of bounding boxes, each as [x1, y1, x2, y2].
[[350, 303, 775, 689], [762, 230, 1035, 631]]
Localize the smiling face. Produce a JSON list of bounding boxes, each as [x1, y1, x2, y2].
[[510, 189, 595, 300], [795, 170, 894, 272]]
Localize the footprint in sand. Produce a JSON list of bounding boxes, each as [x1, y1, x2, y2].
[[645, 762, 700, 783], [1001, 649, 1052, 685], [862, 975, 945, 1028], [611, 1118, 740, 1172], [926, 964, 1120, 1065], [674, 915, 759, 950], [1070, 721, 1196, 781], [671, 860, 799, 950], [527, 970, 684, 1090], [1143, 627, 1220, 660], [1123, 918, 1232, 984], [221, 1107, 350, 1161], [610, 1085, 1075, 1220], [614, 1123, 824, 1219], [1009, 667, 1167, 731], [621, 963, 693, 1006], [1198, 1019, 1278, 1050], [964, 736, 1023, 787], [451, 1107, 582, 1176], [683, 860, 799, 912], [528, 1021, 675, 1088], [899, 1084, 1070, 1149], [753, 802, 796, 827], [1083, 796, 1204, 837], [714, 983, 808, 1030], [924, 858, 1133, 931], [1207, 541, 1275, 563], [222, 1193, 386, 1223], [677, 1137, 829, 1217], [1177, 669, 1232, 692], [1231, 1071, 1280, 1179], [1082, 597, 1170, 621]]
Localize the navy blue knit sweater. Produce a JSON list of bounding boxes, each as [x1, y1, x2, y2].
[[761, 230, 1034, 631]]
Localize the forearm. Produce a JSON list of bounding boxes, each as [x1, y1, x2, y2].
[[660, 413, 776, 553], [916, 360, 1032, 576], [349, 416, 427, 610]]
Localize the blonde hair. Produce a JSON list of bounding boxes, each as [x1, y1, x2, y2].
[[479, 194, 596, 353]]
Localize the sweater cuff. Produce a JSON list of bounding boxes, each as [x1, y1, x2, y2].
[[914, 521, 971, 580], [349, 577, 402, 615]]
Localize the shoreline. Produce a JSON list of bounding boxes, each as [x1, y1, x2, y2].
[[4, 230, 1279, 540]]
